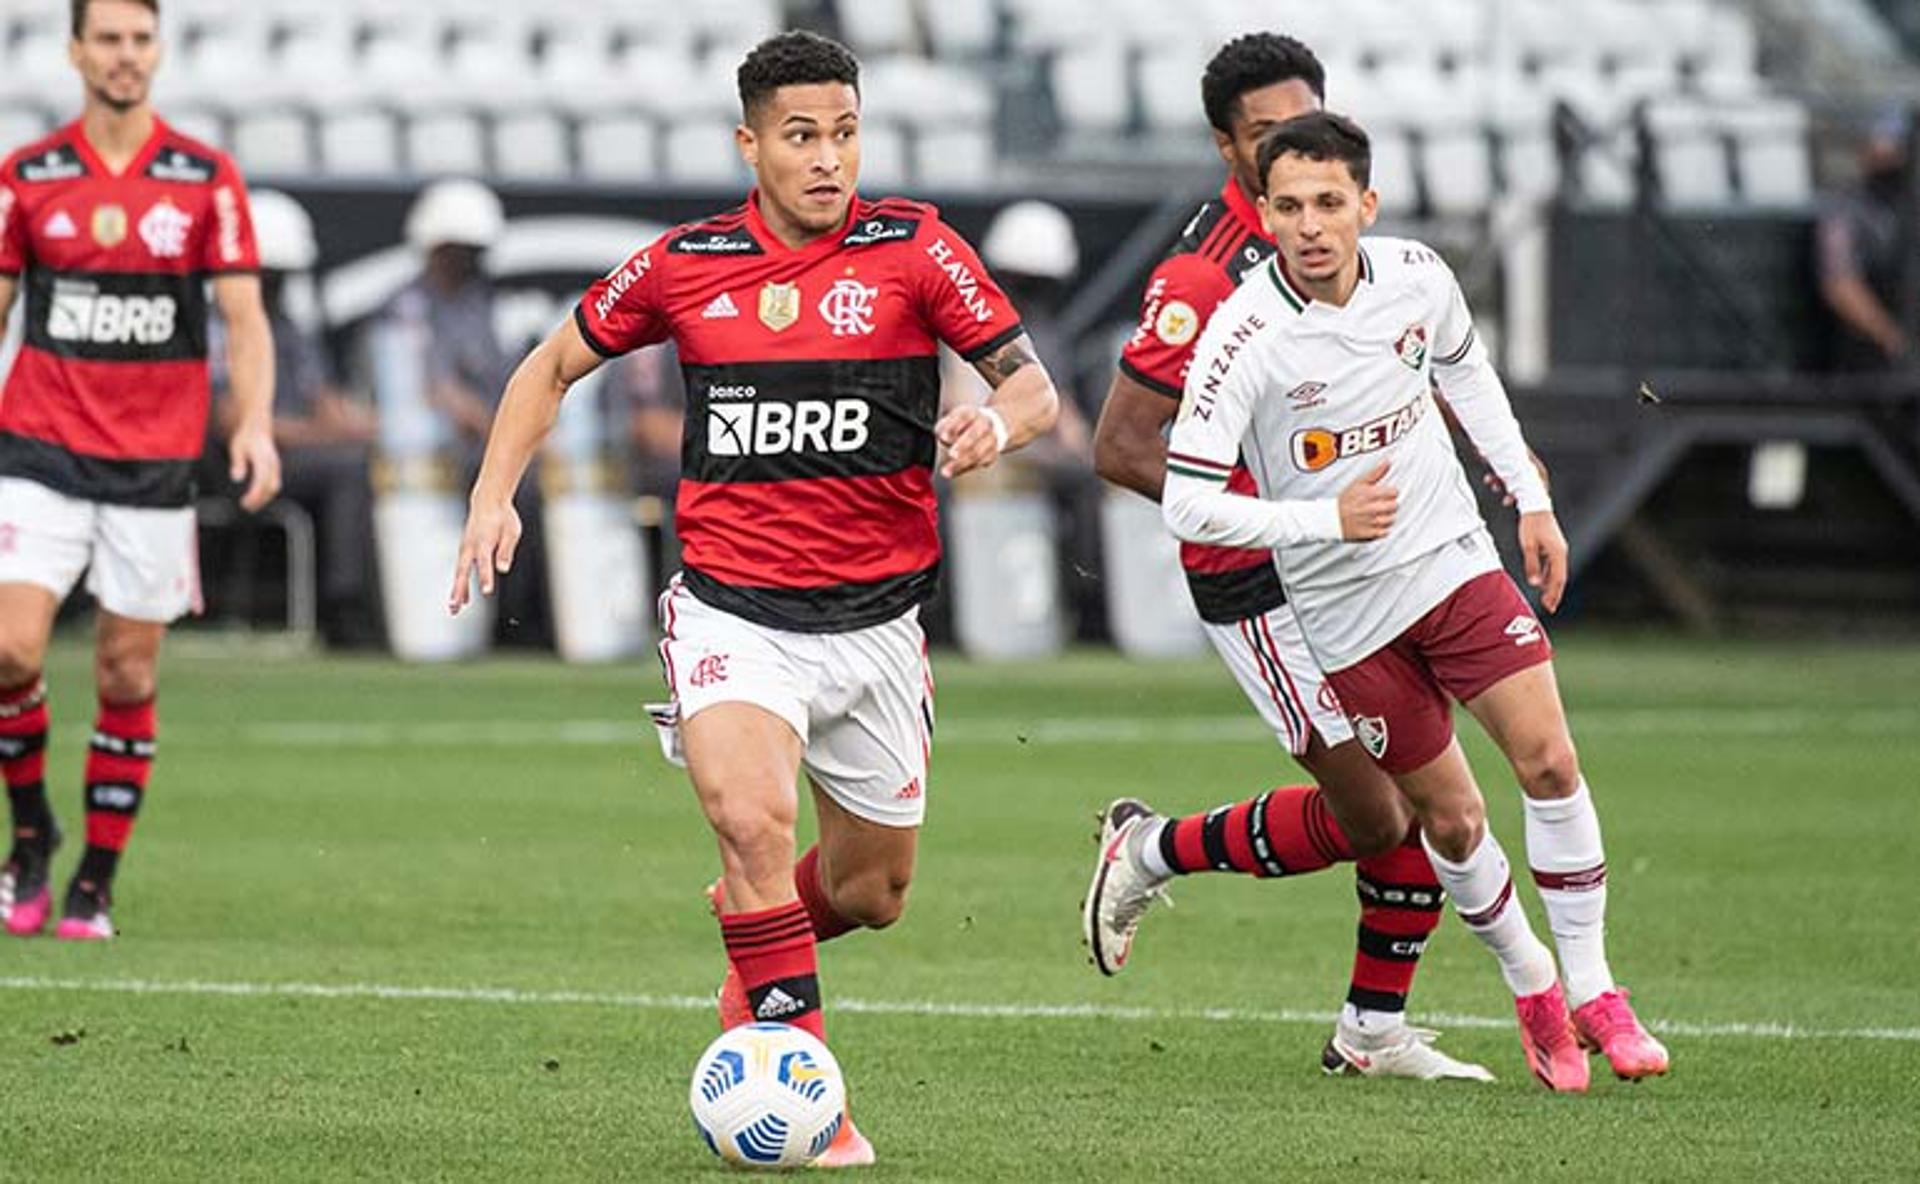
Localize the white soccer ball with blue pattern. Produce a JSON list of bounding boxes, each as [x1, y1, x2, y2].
[[689, 1022, 846, 1168]]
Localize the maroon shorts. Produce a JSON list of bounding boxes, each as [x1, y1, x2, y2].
[[1324, 570, 1553, 774]]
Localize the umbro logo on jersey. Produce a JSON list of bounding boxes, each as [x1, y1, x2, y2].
[[701, 292, 740, 320], [755, 988, 806, 1020], [1505, 615, 1542, 647], [44, 210, 77, 239], [1286, 381, 1328, 410]]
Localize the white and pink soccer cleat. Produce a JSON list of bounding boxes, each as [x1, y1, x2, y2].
[[2, 879, 52, 936], [53, 881, 114, 942], [1573, 988, 1670, 1081], [1, 832, 60, 937], [813, 1113, 875, 1169], [1515, 982, 1589, 1092]]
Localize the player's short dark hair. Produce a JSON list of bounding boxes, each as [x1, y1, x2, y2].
[[737, 30, 861, 122], [1256, 111, 1372, 192], [72, 0, 159, 38], [1201, 33, 1326, 135]]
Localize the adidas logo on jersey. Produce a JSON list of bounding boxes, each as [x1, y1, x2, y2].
[[755, 988, 806, 1020], [44, 210, 77, 239], [702, 291, 740, 319]]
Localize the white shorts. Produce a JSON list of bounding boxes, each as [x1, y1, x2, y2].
[[1202, 601, 1354, 755], [649, 576, 934, 829], [0, 478, 198, 623]]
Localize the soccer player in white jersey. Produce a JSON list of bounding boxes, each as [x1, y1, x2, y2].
[[1161, 112, 1669, 1092]]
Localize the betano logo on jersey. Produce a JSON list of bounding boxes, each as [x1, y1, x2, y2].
[[48, 280, 177, 346], [705, 385, 872, 458], [1290, 393, 1426, 473]]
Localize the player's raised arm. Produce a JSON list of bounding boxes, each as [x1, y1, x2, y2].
[[937, 331, 1059, 478], [1426, 269, 1566, 609], [448, 315, 606, 614]]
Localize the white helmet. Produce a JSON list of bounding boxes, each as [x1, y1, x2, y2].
[[981, 200, 1078, 281], [250, 188, 318, 272], [404, 178, 505, 252]]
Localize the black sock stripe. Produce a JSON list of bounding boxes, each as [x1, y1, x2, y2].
[[745, 974, 821, 1022], [1346, 986, 1410, 1013], [1198, 807, 1233, 870], [1158, 816, 1184, 873], [1355, 873, 1447, 912], [1356, 925, 1430, 963], [89, 732, 157, 759], [0, 732, 48, 760], [1245, 792, 1288, 876]]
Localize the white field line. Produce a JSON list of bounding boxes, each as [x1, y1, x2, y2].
[[0, 975, 1914, 1043], [123, 707, 1920, 750]]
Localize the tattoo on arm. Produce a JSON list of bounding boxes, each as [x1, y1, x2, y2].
[[972, 334, 1039, 388]]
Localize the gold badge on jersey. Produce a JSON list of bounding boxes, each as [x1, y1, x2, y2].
[[91, 203, 128, 248], [758, 282, 800, 332]]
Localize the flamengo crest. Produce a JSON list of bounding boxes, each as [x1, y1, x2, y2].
[[818, 279, 878, 337]]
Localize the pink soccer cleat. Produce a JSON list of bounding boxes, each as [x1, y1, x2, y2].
[[3, 881, 52, 937], [1573, 988, 1670, 1081], [716, 967, 754, 1031], [2, 829, 60, 937], [1515, 982, 1589, 1092], [53, 880, 114, 942], [813, 1114, 875, 1169]]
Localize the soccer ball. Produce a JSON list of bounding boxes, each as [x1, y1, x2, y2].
[[689, 1022, 846, 1168]]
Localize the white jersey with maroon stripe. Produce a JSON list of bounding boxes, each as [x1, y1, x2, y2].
[[1164, 236, 1550, 670]]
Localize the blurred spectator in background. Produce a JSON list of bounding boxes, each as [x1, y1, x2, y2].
[[969, 199, 1106, 639], [601, 343, 687, 594], [212, 190, 379, 647], [1817, 109, 1914, 371], [384, 178, 550, 645]]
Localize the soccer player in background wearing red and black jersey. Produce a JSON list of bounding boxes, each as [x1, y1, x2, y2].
[[0, 0, 278, 941], [449, 32, 1058, 1167], [1083, 34, 1494, 1081]]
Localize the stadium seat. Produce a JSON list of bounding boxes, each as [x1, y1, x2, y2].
[[863, 56, 993, 131], [1498, 128, 1562, 204], [1423, 129, 1496, 218], [837, 0, 920, 55], [407, 111, 490, 177], [664, 118, 747, 184], [492, 111, 574, 182], [1004, 0, 1087, 52], [1575, 126, 1640, 209], [922, 0, 999, 58], [857, 120, 911, 190], [1647, 100, 1733, 209], [0, 106, 51, 153], [231, 109, 316, 178], [1051, 43, 1132, 134], [915, 125, 995, 190], [1731, 101, 1813, 209], [164, 106, 228, 151], [1137, 46, 1209, 133], [319, 109, 405, 177], [1368, 127, 1420, 217], [577, 114, 661, 184]]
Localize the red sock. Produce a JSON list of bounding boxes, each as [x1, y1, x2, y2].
[[1347, 828, 1446, 1015], [794, 846, 858, 943], [1159, 785, 1354, 876], [719, 900, 826, 1041], [1, 679, 52, 840], [83, 696, 156, 857]]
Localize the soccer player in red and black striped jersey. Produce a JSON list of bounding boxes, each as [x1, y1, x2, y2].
[[0, 0, 278, 941], [1083, 34, 1492, 1081], [448, 32, 1058, 1167]]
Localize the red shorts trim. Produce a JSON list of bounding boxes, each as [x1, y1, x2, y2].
[[1325, 570, 1553, 774]]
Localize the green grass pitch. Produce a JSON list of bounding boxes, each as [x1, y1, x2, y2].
[[2, 635, 1916, 1181]]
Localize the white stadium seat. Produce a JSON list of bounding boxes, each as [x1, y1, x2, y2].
[[1576, 126, 1640, 209], [319, 109, 404, 177], [1367, 127, 1419, 217], [1647, 100, 1732, 209], [231, 109, 316, 178], [0, 106, 51, 153], [1731, 101, 1813, 209], [664, 118, 747, 185], [1138, 46, 1209, 133], [915, 126, 995, 190], [1424, 129, 1496, 218], [1051, 43, 1131, 134], [407, 111, 489, 177], [922, 0, 998, 58], [1499, 128, 1562, 204], [491, 111, 573, 182], [164, 106, 228, 150], [577, 114, 661, 184], [857, 120, 911, 191], [837, 0, 920, 55]]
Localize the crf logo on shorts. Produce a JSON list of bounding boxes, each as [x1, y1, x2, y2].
[[708, 399, 871, 457], [688, 655, 730, 688], [1505, 615, 1542, 646]]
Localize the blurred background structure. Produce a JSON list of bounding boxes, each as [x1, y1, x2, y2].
[[3, 0, 1919, 654]]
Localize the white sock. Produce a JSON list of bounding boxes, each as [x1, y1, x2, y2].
[[1132, 817, 1174, 878], [1423, 828, 1557, 998], [1340, 1002, 1405, 1037], [1524, 780, 1616, 1008]]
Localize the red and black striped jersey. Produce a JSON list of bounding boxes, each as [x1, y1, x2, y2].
[[0, 117, 257, 507], [1116, 177, 1287, 624], [576, 191, 1023, 633]]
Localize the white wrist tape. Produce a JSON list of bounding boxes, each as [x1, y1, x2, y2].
[[980, 405, 1010, 454]]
